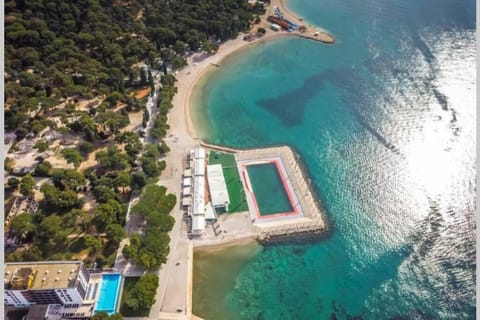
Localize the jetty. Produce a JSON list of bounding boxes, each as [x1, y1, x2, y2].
[[258, 0, 335, 44]]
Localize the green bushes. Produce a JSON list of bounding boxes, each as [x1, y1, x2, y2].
[[122, 184, 176, 270], [120, 275, 158, 317]]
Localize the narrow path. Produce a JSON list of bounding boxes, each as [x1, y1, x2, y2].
[[114, 67, 160, 275]]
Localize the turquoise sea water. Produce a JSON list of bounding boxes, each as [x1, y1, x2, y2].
[[247, 163, 294, 215], [192, 0, 476, 319]]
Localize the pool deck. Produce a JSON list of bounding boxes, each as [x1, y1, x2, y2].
[[237, 146, 328, 241], [239, 157, 303, 221], [197, 143, 329, 243]]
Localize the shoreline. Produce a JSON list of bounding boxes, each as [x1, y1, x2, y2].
[[175, 33, 304, 142], [279, 0, 333, 35], [159, 1, 334, 317], [193, 235, 259, 251], [172, 0, 335, 144]]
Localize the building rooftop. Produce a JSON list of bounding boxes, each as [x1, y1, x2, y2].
[[193, 178, 205, 215], [206, 164, 230, 208], [192, 215, 206, 232], [193, 158, 205, 176], [183, 168, 192, 177], [4, 261, 82, 290], [193, 147, 206, 159]]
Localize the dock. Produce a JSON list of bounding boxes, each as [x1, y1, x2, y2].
[[259, 0, 335, 44]]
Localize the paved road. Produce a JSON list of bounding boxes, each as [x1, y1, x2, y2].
[[148, 63, 197, 319], [148, 134, 194, 319]]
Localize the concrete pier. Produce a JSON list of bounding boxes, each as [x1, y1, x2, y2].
[[193, 144, 329, 246], [234, 146, 329, 242]]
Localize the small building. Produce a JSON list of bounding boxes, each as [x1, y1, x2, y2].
[[193, 147, 206, 160], [191, 215, 205, 235], [182, 197, 192, 208], [206, 164, 230, 213], [182, 186, 192, 196], [183, 177, 192, 187], [205, 203, 217, 222], [270, 23, 281, 31], [183, 168, 192, 177]]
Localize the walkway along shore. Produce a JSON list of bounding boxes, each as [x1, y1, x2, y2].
[[152, 1, 335, 318]]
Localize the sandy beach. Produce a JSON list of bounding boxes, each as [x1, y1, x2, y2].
[[153, 1, 335, 318], [194, 235, 259, 252], [172, 0, 335, 142]]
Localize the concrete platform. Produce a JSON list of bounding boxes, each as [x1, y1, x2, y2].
[[198, 143, 329, 243], [234, 146, 328, 241]]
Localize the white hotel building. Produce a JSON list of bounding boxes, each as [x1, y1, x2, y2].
[[4, 261, 103, 319]]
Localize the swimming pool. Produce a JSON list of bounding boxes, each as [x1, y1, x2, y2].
[[94, 273, 122, 315], [245, 161, 295, 216]]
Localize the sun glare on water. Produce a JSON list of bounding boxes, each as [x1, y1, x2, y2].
[[404, 119, 455, 197]]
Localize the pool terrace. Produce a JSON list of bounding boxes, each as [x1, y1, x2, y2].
[[241, 160, 303, 221], [193, 143, 329, 245]]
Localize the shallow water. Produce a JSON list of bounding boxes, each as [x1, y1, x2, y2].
[[192, 0, 476, 318], [193, 243, 263, 319]]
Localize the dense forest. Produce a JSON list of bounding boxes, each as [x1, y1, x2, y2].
[[5, 0, 266, 134], [5, 0, 267, 268]]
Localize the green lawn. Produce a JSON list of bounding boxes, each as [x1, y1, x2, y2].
[[208, 151, 248, 213]]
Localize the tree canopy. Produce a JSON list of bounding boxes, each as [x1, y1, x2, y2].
[[5, 0, 262, 135], [124, 274, 159, 311], [4, 0, 265, 270], [20, 174, 35, 197], [123, 184, 176, 269], [40, 183, 82, 213], [61, 148, 84, 168], [92, 312, 123, 320], [52, 169, 86, 190], [10, 213, 35, 242]]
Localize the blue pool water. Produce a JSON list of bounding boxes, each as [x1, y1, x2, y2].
[[246, 163, 294, 215], [192, 0, 476, 318], [94, 273, 122, 315]]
